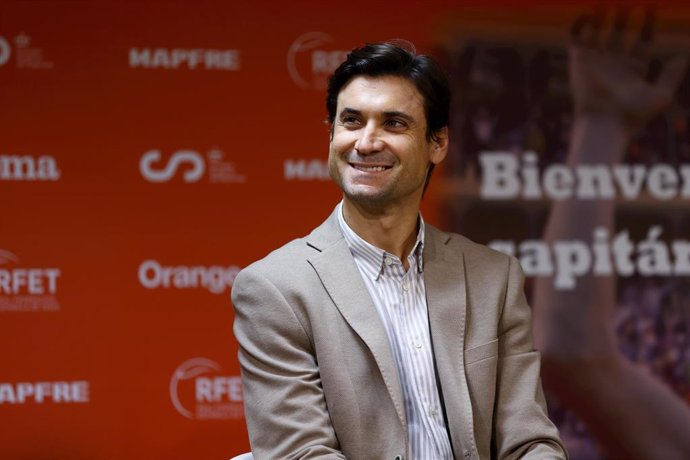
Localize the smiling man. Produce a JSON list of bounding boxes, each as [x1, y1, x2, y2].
[[232, 42, 566, 459]]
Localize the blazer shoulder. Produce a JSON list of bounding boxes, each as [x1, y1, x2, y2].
[[237, 209, 342, 283], [237, 236, 315, 282], [429, 224, 514, 276]]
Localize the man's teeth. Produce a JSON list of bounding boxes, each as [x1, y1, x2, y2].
[[356, 165, 387, 172]]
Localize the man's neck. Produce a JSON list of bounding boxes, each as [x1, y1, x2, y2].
[[341, 198, 421, 266]]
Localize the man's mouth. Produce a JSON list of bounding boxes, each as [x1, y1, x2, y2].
[[349, 163, 392, 172]]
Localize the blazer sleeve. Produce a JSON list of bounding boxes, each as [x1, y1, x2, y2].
[[231, 266, 346, 460], [493, 256, 568, 459]]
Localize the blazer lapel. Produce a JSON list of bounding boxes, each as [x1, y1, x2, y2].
[[306, 209, 407, 428], [424, 226, 475, 456]]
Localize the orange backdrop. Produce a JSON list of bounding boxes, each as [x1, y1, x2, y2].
[[2, 1, 689, 459]]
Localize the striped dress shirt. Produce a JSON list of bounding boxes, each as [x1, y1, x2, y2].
[[337, 203, 453, 460]]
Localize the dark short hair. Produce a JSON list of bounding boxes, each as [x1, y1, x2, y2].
[[326, 41, 450, 142]]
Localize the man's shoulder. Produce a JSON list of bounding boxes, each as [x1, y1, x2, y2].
[[427, 224, 513, 271], [239, 235, 315, 279], [235, 212, 340, 285]]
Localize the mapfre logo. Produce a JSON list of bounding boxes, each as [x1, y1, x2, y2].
[[129, 47, 240, 71], [0, 380, 89, 405], [287, 32, 349, 90], [0, 33, 54, 69], [170, 357, 243, 420], [0, 154, 61, 181], [0, 249, 61, 312], [138, 259, 240, 294], [284, 158, 330, 181], [139, 148, 246, 184]]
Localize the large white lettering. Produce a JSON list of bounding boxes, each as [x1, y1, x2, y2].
[[489, 226, 690, 289], [480, 151, 690, 200]]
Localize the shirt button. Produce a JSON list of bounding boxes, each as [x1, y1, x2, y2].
[[429, 408, 438, 417], [413, 339, 422, 349], [385, 257, 394, 266], [402, 281, 409, 291]]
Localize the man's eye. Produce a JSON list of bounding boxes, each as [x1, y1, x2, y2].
[[386, 119, 406, 128], [342, 117, 360, 126]]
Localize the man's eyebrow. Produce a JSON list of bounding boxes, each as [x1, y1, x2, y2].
[[339, 108, 362, 117], [338, 108, 416, 122], [383, 110, 415, 122]]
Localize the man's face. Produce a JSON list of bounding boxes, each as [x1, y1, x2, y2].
[[328, 75, 447, 211]]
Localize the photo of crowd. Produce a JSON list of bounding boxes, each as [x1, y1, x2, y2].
[[439, 37, 690, 459]]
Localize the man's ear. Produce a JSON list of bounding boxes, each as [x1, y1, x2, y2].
[[430, 127, 449, 164]]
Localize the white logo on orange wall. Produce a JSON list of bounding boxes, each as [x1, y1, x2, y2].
[[0, 37, 11, 66], [139, 148, 246, 184], [129, 48, 240, 71], [284, 158, 330, 181], [137, 259, 240, 294], [0, 154, 61, 181], [170, 357, 243, 420], [140, 150, 205, 183], [0, 249, 61, 312], [0, 33, 54, 69], [287, 32, 349, 90], [0, 381, 89, 404]]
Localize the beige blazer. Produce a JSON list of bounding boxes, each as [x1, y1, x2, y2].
[[232, 209, 566, 460]]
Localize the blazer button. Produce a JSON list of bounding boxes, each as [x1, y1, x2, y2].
[[394, 456, 403, 460]]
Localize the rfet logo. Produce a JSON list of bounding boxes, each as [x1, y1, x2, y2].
[[0, 249, 61, 312], [287, 32, 349, 90], [170, 357, 243, 420], [139, 148, 246, 184]]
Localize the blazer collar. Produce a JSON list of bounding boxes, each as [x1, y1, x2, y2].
[[423, 225, 474, 456], [305, 207, 407, 427]]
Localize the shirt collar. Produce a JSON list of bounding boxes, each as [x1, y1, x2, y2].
[[337, 201, 425, 280]]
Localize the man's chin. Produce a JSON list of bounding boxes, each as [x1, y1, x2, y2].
[[342, 187, 392, 208]]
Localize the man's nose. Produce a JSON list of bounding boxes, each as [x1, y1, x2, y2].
[[354, 124, 384, 154]]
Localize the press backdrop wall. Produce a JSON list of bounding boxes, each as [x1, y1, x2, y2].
[[2, 2, 689, 459]]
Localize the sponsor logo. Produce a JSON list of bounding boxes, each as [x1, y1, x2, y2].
[[0, 154, 60, 181], [0, 32, 54, 69], [0, 250, 61, 312], [138, 259, 240, 295], [139, 148, 246, 184], [170, 357, 243, 419], [0, 36, 10, 66], [287, 32, 349, 90], [284, 158, 330, 181], [129, 47, 240, 70], [0, 381, 90, 404]]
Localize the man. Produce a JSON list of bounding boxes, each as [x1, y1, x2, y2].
[[232, 42, 566, 459]]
